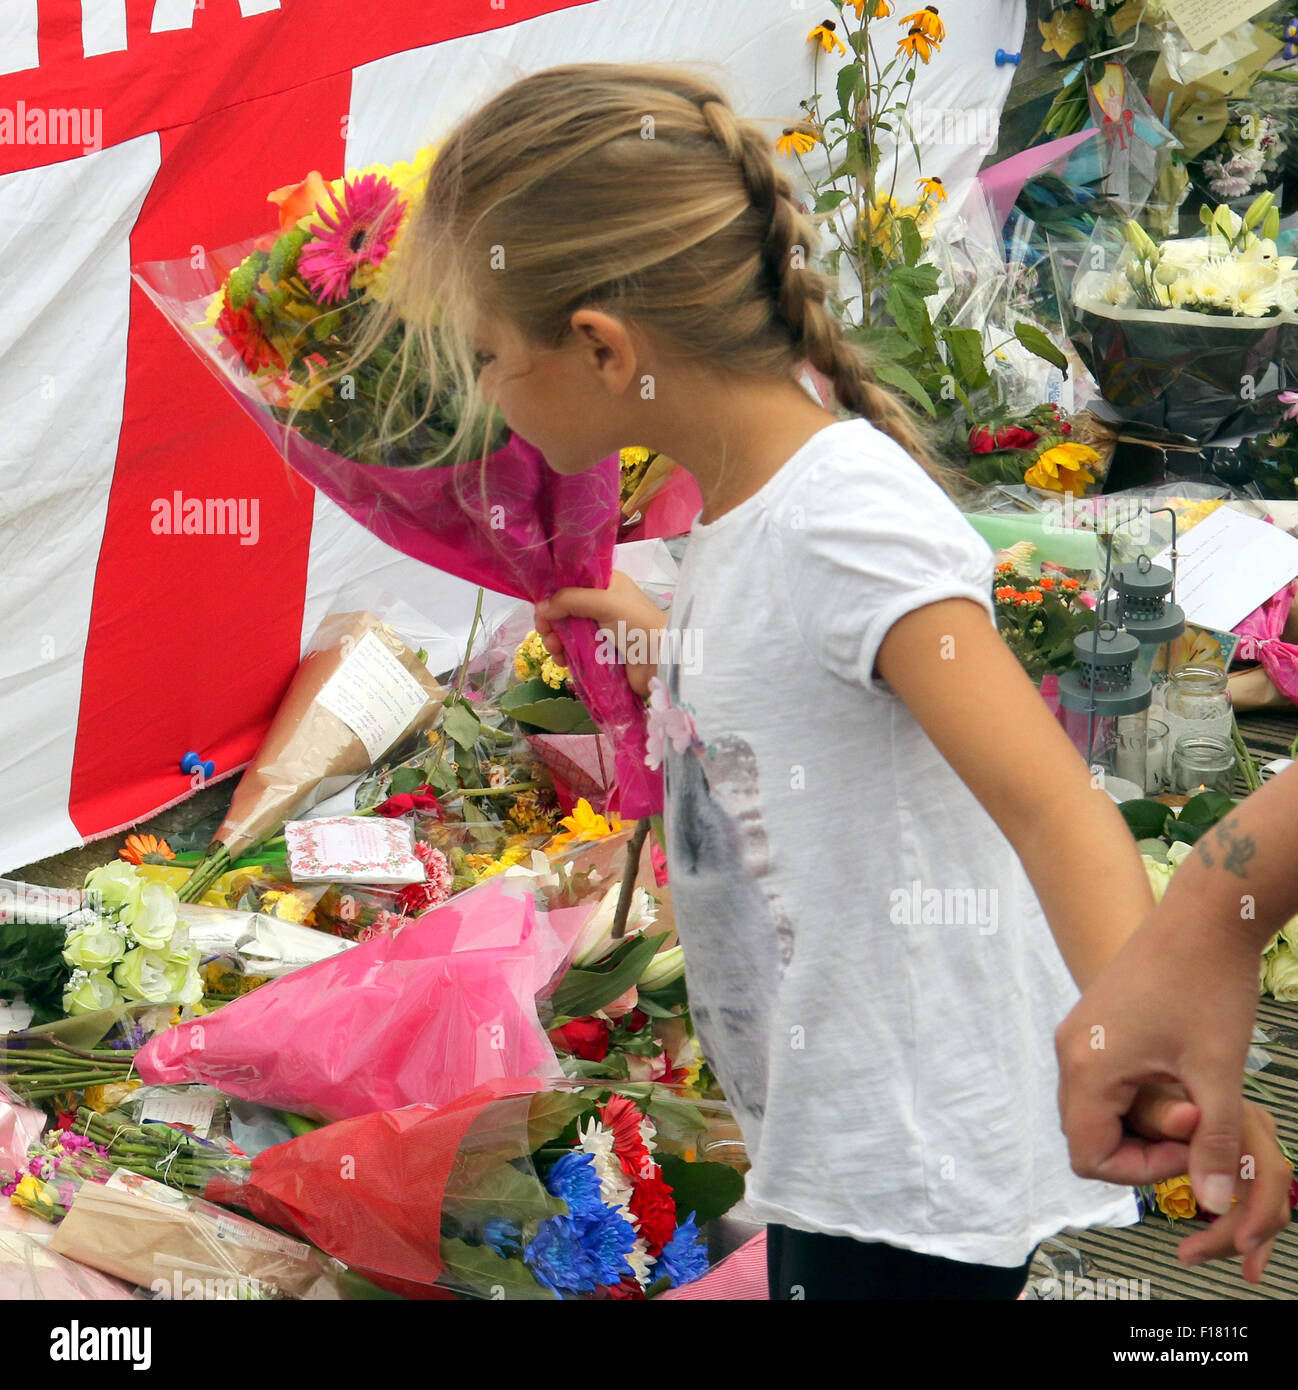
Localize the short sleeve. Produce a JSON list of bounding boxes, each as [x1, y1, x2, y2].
[[770, 429, 995, 696]]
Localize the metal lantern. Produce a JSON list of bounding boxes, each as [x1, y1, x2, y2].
[[1057, 626, 1153, 791]]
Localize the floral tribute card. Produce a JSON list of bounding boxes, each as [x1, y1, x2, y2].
[[285, 816, 425, 885]]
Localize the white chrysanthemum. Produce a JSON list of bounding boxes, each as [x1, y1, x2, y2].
[[626, 1239, 655, 1286], [576, 1118, 635, 1213]]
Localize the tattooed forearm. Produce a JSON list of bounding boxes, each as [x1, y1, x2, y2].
[[1214, 821, 1256, 879], [1196, 837, 1214, 869]]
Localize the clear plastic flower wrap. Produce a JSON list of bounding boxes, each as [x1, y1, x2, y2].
[[203, 1079, 745, 1300], [1049, 204, 1298, 442], [132, 241, 661, 821]]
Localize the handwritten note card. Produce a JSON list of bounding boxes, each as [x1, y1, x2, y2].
[[1166, 0, 1270, 51]]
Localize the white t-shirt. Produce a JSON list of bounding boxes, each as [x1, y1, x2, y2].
[[660, 417, 1138, 1267]]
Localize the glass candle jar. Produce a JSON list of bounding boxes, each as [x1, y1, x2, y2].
[[1171, 734, 1236, 795], [1144, 717, 1170, 795], [1162, 663, 1233, 756]]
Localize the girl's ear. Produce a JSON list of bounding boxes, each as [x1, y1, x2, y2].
[[569, 308, 638, 395]]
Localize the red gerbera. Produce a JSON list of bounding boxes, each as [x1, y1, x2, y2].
[[216, 295, 283, 373], [629, 1170, 677, 1256], [297, 173, 406, 305]]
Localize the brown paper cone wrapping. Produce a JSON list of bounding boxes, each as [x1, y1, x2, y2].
[[50, 1183, 327, 1298], [214, 612, 446, 860]]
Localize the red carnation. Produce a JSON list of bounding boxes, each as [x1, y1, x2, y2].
[[629, 1170, 677, 1256], [549, 1017, 611, 1062], [969, 426, 997, 454], [596, 1276, 646, 1300], [970, 425, 1041, 454]]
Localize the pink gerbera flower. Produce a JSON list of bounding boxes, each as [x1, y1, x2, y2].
[[297, 173, 406, 305]]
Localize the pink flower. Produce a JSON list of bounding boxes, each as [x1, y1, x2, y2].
[[644, 677, 699, 771], [601, 985, 639, 1021], [358, 908, 408, 943], [1280, 391, 1298, 422], [297, 173, 406, 305], [396, 844, 453, 916]]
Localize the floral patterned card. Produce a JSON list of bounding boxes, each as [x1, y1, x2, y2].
[[285, 816, 426, 885]]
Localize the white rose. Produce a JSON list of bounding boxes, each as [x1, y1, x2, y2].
[[1264, 945, 1298, 1002], [62, 969, 125, 1016], [63, 926, 128, 972], [83, 861, 144, 917], [124, 882, 179, 950]]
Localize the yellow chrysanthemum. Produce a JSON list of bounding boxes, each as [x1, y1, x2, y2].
[[1023, 442, 1100, 498], [620, 445, 652, 471], [259, 889, 316, 925], [808, 20, 847, 54]]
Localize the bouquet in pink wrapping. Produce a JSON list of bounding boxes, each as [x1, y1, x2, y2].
[[135, 876, 581, 1122], [130, 148, 661, 817]]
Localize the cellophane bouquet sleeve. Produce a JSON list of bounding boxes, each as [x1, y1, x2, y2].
[[204, 1080, 745, 1300], [131, 179, 661, 820]]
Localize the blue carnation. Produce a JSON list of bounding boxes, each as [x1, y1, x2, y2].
[[484, 1217, 522, 1258], [543, 1151, 606, 1219], [655, 1212, 710, 1288]]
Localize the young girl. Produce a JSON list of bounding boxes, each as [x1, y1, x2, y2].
[[377, 63, 1291, 1298]]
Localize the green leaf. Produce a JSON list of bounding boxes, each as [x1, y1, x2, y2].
[[1178, 791, 1235, 828], [656, 1155, 745, 1225], [443, 1159, 566, 1228], [890, 263, 941, 298], [940, 326, 992, 392], [872, 359, 937, 417], [438, 1236, 555, 1301], [550, 934, 668, 1019], [836, 63, 865, 119], [1118, 799, 1173, 841], [441, 701, 482, 753], [500, 692, 597, 735], [1013, 321, 1068, 373], [386, 766, 425, 797], [814, 188, 850, 213]]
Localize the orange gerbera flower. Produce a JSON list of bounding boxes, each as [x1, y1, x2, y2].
[[901, 7, 945, 41], [119, 833, 175, 865], [808, 20, 847, 54]]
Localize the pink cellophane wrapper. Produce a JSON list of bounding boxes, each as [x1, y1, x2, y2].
[[136, 877, 584, 1122], [524, 732, 617, 814], [1233, 578, 1298, 707], [131, 247, 662, 818]]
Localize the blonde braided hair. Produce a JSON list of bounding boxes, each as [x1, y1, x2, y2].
[[345, 62, 954, 489]]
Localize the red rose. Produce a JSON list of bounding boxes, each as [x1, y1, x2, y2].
[[374, 785, 444, 819], [969, 426, 997, 454], [629, 1170, 678, 1256], [549, 1017, 611, 1062], [995, 426, 1041, 450], [625, 1008, 650, 1034]]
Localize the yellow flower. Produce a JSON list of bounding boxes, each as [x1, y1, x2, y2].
[[775, 127, 820, 159], [898, 26, 940, 62], [547, 798, 623, 853], [540, 657, 570, 690], [471, 844, 530, 882], [808, 20, 847, 54], [1039, 8, 1087, 61], [1153, 1175, 1197, 1221], [11, 1174, 51, 1212], [620, 446, 652, 471], [901, 7, 944, 41], [916, 176, 947, 204], [1023, 442, 1099, 498], [84, 1080, 141, 1112], [259, 889, 315, 926]]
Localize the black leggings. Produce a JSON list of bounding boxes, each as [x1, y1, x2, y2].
[[767, 1224, 1037, 1300]]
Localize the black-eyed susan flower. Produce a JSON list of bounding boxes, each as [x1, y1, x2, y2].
[[776, 124, 820, 158], [916, 175, 947, 204], [849, 0, 893, 15], [901, 6, 944, 41], [807, 19, 847, 54], [898, 25, 939, 63]]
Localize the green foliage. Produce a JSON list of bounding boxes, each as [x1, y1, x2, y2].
[[0, 921, 68, 1025], [499, 678, 598, 735], [656, 1154, 745, 1225], [550, 933, 668, 1020]]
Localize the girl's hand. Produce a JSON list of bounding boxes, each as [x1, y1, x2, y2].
[[1126, 1087, 1290, 1283], [536, 571, 666, 697]]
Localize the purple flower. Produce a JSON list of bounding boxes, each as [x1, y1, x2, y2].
[[1, 1179, 16, 1199]]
